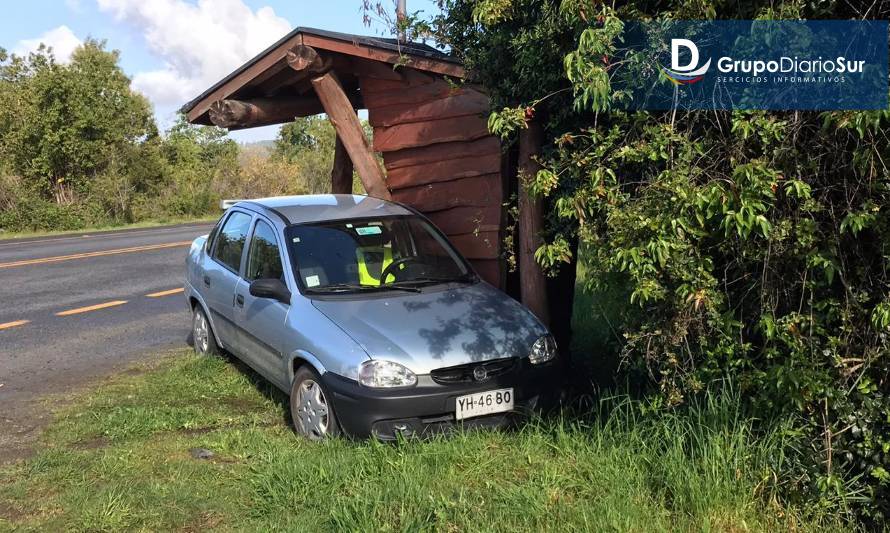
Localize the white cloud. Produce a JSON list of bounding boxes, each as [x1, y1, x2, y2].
[[65, 0, 84, 11], [96, 0, 292, 108], [14, 26, 83, 63]]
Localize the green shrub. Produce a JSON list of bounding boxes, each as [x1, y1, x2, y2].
[[434, 0, 889, 524]]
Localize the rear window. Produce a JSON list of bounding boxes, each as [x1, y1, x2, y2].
[[212, 211, 252, 272]]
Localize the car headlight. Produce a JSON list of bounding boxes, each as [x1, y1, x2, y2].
[[359, 360, 417, 388], [529, 335, 558, 365]]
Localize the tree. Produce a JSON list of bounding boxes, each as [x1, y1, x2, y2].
[[0, 40, 156, 204], [272, 116, 338, 194], [425, 0, 890, 522]]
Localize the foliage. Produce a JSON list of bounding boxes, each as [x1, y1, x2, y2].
[[273, 116, 338, 194], [427, 0, 890, 523], [0, 40, 156, 205], [0, 43, 340, 235], [0, 351, 850, 531]]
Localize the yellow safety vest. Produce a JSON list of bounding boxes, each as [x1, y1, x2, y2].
[[355, 246, 395, 285]]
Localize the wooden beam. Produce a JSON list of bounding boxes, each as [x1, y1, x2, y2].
[[517, 120, 550, 325], [185, 34, 304, 123], [372, 115, 491, 152], [208, 97, 324, 129], [302, 33, 466, 78], [368, 90, 490, 127], [310, 71, 391, 200], [382, 137, 501, 170], [264, 54, 351, 97], [287, 45, 332, 75], [386, 153, 501, 189], [331, 134, 353, 194], [390, 173, 500, 212]]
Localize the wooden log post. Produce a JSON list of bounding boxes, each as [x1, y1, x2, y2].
[[517, 119, 550, 325], [330, 134, 353, 194], [286, 44, 390, 199], [208, 97, 323, 129], [309, 72, 391, 200]]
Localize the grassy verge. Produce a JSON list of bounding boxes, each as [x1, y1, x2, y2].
[[0, 216, 217, 241], [0, 350, 848, 531]]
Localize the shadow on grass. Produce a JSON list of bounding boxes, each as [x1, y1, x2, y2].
[[186, 330, 293, 430]]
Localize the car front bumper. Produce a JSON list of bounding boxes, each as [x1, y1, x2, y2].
[[321, 358, 564, 440]]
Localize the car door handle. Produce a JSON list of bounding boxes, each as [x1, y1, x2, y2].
[[203, 275, 211, 287], [236, 294, 244, 307]]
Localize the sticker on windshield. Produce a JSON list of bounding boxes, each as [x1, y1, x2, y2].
[[305, 275, 320, 287], [356, 226, 382, 236]]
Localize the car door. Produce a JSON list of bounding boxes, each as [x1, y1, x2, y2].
[[203, 209, 253, 353], [234, 217, 290, 388]]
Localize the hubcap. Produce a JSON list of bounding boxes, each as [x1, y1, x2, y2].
[[193, 311, 209, 354], [295, 379, 329, 440]]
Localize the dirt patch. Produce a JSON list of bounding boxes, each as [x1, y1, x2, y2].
[[72, 435, 111, 451], [0, 352, 182, 465], [0, 399, 52, 464], [180, 511, 224, 532], [0, 495, 29, 522], [222, 396, 267, 413]]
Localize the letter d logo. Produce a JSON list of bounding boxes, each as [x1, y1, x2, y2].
[[662, 38, 711, 84]]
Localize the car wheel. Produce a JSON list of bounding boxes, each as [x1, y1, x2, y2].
[[192, 306, 218, 356], [290, 367, 339, 440]]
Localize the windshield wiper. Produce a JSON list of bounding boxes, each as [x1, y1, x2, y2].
[[306, 283, 420, 294], [385, 274, 476, 287]]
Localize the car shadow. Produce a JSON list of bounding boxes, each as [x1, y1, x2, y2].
[[186, 332, 293, 429]]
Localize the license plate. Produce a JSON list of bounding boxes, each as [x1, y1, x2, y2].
[[455, 388, 514, 421]]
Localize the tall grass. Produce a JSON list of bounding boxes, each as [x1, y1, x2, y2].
[[0, 352, 847, 531]]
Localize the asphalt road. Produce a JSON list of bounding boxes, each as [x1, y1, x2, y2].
[[0, 222, 213, 458]]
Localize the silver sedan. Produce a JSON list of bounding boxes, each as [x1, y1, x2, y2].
[[185, 194, 561, 440]]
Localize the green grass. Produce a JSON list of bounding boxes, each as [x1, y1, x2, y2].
[[0, 350, 849, 532], [0, 216, 217, 241]]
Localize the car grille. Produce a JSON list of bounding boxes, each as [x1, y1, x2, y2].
[[430, 357, 516, 384]]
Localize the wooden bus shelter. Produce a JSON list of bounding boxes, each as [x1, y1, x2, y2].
[[182, 28, 552, 324]]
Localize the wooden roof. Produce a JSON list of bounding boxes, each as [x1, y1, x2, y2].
[[180, 27, 465, 126]]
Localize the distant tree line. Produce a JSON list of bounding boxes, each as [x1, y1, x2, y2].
[[0, 40, 339, 233]]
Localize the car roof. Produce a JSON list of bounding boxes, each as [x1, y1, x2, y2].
[[236, 194, 414, 225]]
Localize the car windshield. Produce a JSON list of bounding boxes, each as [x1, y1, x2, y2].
[[286, 215, 472, 294]]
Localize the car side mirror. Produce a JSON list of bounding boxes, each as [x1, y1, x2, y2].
[[249, 278, 291, 304]]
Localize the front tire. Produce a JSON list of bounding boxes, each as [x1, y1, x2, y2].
[[290, 367, 340, 440], [192, 306, 218, 356]]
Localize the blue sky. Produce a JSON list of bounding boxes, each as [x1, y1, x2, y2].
[[1, 0, 441, 142]]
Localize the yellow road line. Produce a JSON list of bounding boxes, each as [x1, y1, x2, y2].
[[146, 287, 185, 298], [56, 300, 128, 317], [0, 241, 192, 269], [0, 319, 30, 330]]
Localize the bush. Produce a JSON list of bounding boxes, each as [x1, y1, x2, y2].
[[0, 173, 101, 232], [434, 0, 889, 524]]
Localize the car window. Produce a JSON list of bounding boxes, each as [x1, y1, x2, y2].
[[246, 220, 284, 282], [286, 215, 470, 292], [212, 211, 252, 272], [205, 215, 224, 252]]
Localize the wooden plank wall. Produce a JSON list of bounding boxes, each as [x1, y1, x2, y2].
[[359, 66, 504, 287]]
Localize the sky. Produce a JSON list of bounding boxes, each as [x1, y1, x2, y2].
[[0, 0, 441, 142]]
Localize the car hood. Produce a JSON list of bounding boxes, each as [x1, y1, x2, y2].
[[311, 282, 547, 375]]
